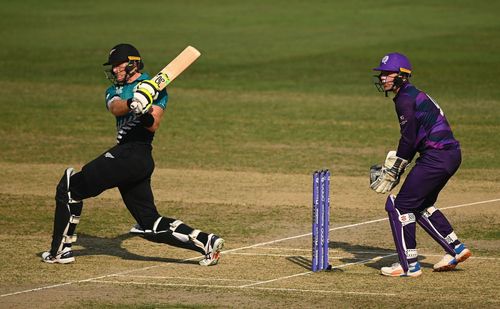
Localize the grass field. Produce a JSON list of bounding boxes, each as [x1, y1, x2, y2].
[[1, 1, 499, 308]]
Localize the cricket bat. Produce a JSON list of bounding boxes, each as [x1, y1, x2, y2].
[[151, 46, 201, 90]]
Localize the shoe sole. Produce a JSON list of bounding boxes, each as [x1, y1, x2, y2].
[[381, 269, 422, 277], [42, 257, 75, 264], [42, 251, 75, 264], [433, 264, 457, 272], [456, 250, 472, 263], [434, 250, 471, 272]]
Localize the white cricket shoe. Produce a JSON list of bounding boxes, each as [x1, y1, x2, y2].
[[433, 244, 472, 272], [381, 262, 422, 277], [41, 247, 75, 264], [199, 234, 224, 266]]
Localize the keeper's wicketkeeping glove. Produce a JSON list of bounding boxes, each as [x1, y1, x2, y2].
[[370, 151, 409, 194]]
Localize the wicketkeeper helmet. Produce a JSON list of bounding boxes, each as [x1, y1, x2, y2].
[[373, 52, 412, 75], [373, 52, 412, 95]]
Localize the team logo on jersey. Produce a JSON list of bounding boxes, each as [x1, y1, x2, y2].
[[399, 115, 407, 126], [382, 55, 389, 64]]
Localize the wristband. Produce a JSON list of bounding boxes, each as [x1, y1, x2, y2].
[[140, 112, 155, 128]]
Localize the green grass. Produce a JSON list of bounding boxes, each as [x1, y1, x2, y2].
[[0, 3, 499, 307], [1, 0, 499, 176]]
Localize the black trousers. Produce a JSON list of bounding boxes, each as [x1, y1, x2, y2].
[[70, 142, 160, 230]]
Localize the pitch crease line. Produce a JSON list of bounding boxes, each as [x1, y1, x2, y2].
[[240, 252, 396, 288]]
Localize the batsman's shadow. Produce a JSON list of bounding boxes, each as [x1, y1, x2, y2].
[[38, 232, 199, 265]]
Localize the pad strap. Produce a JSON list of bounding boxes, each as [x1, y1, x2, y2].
[[398, 213, 416, 226], [445, 232, 458, 244], [421, 206, 438, 218], [406, 249, 418, 259]]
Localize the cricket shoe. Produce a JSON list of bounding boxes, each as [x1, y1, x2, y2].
[[433, 244, 472, 272], [199, 234, 224, 266], [381, 262, 422, 277], [41, 247, 75, 264]]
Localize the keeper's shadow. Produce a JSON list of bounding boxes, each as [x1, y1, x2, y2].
[[286, 241, 434, 271], [330, 241, 434, 270], [38, 232, 199, 265]]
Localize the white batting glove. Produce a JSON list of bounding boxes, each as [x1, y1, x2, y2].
[[127, 98, 147, 115], [370, 151, 409, 194]]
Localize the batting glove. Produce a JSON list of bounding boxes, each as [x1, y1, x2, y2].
[[127, 92, 152, 115], [370, 151, 409, 194]]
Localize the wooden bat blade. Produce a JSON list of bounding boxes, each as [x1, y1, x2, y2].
[[152, 46, 201, 90]]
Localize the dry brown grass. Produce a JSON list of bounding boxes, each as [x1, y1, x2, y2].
[[0, 163, 499, 308]]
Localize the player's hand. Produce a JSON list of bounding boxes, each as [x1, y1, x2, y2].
[[136, 74, 167, 100], [370, 151, 408, 194], [128, 75, 167, 115], [127, 94, 151, 115]]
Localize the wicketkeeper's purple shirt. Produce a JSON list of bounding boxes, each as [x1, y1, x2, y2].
[[393, 83, 460, 161]]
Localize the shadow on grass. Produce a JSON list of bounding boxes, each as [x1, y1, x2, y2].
[[286, 241, 435, 271], [331, 241, 434, 270], [37, 233, 200, 265]]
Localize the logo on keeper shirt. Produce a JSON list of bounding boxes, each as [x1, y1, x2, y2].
[[399, 115, 407, 126]]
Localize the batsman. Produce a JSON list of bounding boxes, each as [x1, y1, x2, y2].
[[42, 43, 224, 266], [370, 52, 471, 277]]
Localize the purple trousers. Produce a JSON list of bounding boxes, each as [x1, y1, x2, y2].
[[388, 148, 461, 269], [396, 148, 461, 213]]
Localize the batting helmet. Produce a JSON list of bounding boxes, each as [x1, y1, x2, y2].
[[103, 43, 144, 86], [103, 43, 143, 68]]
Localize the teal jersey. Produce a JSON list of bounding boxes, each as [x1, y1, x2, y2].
[[104, 73, 168, 144]]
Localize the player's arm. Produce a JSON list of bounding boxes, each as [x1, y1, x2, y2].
[[108, 98, 132, 116], [141, 105, 164, 132], [395, 96, 418, 162]]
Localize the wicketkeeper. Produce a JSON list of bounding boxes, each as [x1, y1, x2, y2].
[[370, 52, 471, 277], [42, 43, 224, 266]]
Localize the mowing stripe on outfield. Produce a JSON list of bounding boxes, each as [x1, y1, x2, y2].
[[1, 197, 499, 298]]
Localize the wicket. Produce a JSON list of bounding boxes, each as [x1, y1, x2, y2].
[[312, 170, 331, 272]]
